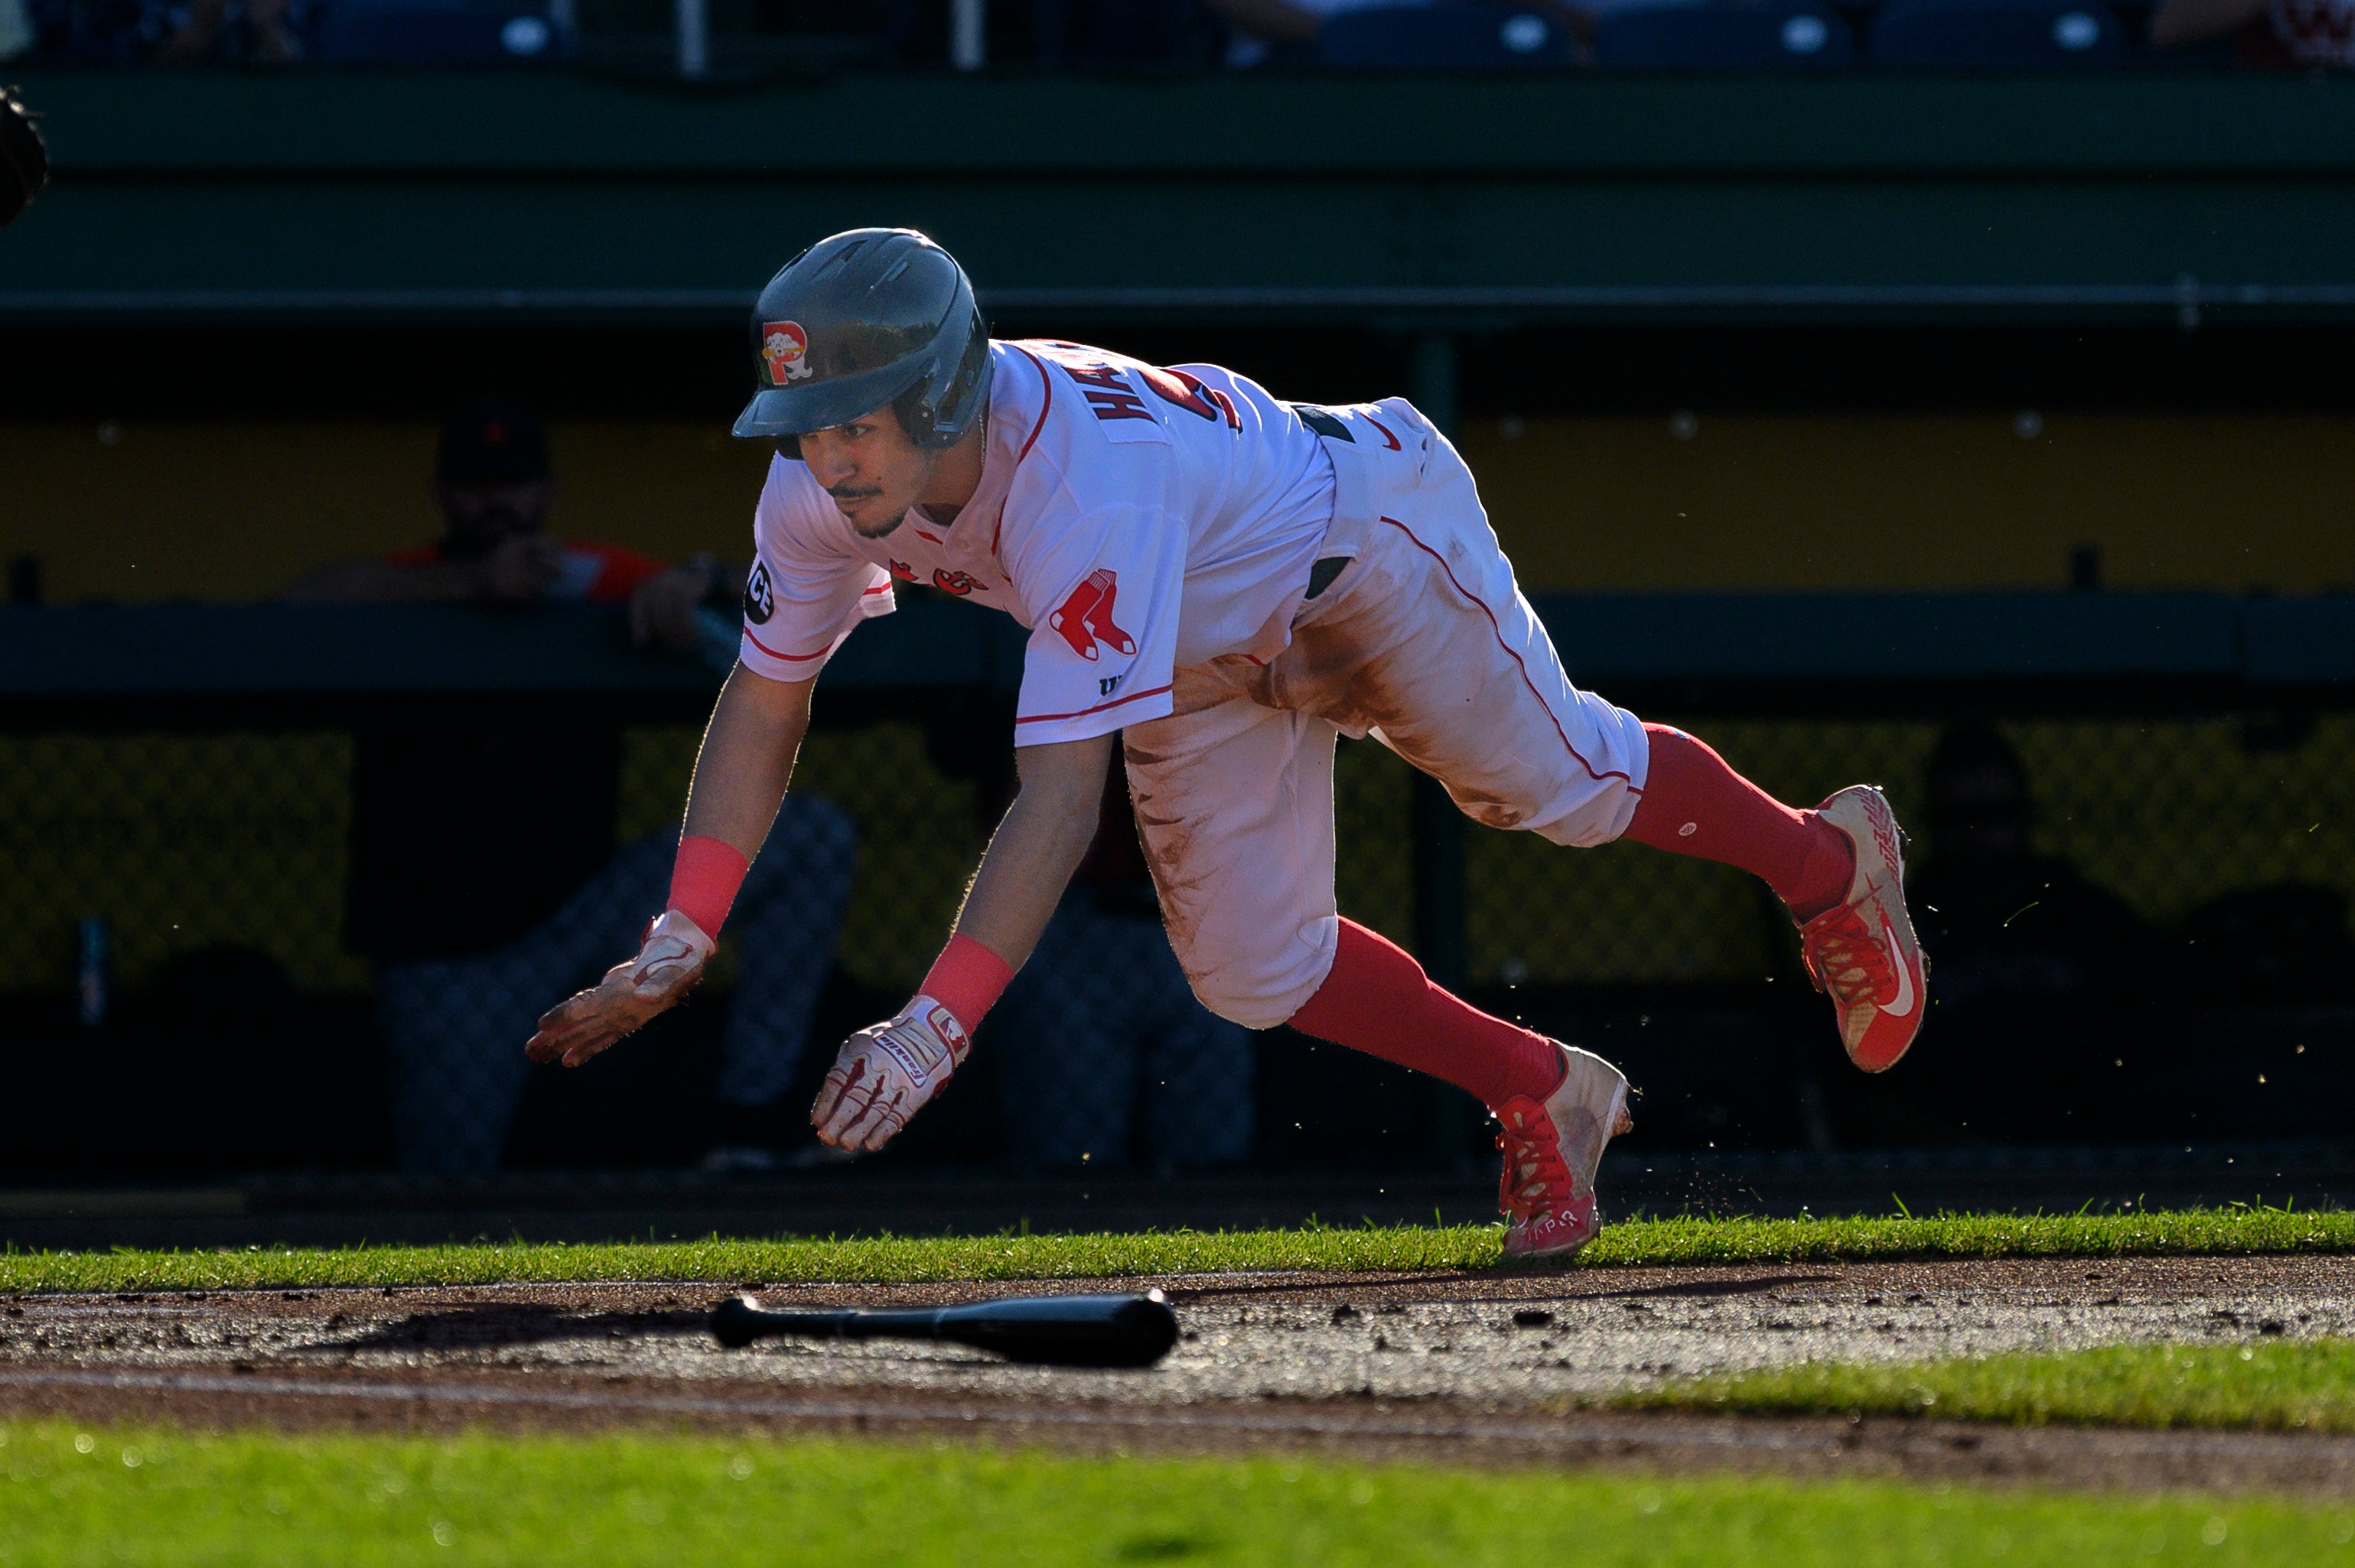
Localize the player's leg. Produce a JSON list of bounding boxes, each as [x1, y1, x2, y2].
[[712, 794, 858, 1121], [1126, 669, 1621, 1253], [1273, 408, 1923, 1074], [1623, 725, 1923, 1070]]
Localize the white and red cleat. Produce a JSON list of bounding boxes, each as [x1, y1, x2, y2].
[[1495, 1043, 1634, 1262], [1800, 784, 1929, 1073]]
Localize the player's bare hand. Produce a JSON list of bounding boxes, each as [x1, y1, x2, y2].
[[629, 564, 718, 652], [526, 910, 715, 1069], [478, 533, 563, 602], [811, 998, 971, 1153]]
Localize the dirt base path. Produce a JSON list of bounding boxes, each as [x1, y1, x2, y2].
[[5, 1256, 2353, 1492]]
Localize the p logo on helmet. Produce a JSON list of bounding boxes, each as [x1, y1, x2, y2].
[[761, 322, 812, 385]]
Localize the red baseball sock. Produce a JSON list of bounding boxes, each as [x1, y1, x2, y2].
[[1286, 919, 1564, 1110], [1623, 724, 1854, 922]]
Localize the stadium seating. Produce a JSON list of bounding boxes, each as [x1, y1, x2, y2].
[[312, 0, 567, 64], [1867, 0, 2128, 64], [1314, 2, 1581, 67], [1594, 2, 1857, 67]]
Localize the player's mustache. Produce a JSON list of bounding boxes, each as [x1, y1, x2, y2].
[[826, 483, 884, 502]]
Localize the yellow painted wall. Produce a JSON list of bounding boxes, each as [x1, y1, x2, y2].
[[1, 421, 774, 603], [4, 412, 2351, 600], [1462, 413, 2355, 595]]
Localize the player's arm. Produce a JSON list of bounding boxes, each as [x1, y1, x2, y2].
[[809, 730, 1113, 1153], [526, 663, 815, 1068], [952, 732, 1117, 971]]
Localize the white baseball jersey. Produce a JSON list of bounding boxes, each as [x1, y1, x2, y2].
[[737, 339, 1336, 745]]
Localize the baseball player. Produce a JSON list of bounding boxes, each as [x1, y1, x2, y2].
[[529, 229, 1927, 1259]]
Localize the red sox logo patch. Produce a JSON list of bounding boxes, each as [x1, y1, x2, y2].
[[1048, 569, 1135, 662], [761, 320, 812, 385]]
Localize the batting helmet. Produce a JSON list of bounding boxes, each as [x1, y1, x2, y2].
[[731, 229, 992, 456]]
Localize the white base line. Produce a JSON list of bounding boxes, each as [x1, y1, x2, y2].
[[3, 1369, 2352, 1466]]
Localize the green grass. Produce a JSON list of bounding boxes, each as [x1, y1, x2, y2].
[[1620, 1338, 2355, 1434], [2, 1207, 2351, 1294], [2, 1421, 2353, 1567]]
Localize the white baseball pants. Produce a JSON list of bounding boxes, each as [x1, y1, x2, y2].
[[1122, 397, 1652, 1030]]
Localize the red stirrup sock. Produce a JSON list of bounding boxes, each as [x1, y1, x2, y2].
[[1623, 723, 1855, 922], [1286, 919, 1565, 1110], [668, 834, 751, 938]]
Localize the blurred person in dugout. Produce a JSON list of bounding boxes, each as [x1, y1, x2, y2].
[[2150, 0, 2354, 64], [1895, 723, 2163, 1141], [283, 402, 855, 1172], [985, 747, 1255, 1170]]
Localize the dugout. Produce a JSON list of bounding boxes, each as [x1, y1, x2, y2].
[[3, 68, 2354, 1175]]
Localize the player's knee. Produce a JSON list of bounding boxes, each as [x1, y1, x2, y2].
[[1184, 969, 1312, 1032]]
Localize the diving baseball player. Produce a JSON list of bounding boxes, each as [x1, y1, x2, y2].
[[527, 229, 1927, 1258]]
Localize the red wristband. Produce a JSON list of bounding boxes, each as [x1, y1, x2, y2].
[[919, 933, 1016, 1035], [668, 834, 751, 939]]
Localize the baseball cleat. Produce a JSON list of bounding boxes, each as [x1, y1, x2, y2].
[[1800, 784, 1928, 1073], [1495, 1043, 1634, 1262]]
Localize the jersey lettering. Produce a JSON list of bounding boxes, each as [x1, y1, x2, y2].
[[932, 568, 982, 597], [1139, 366, 1241, 431], [1032, 343, 1159, 425], [888, 558, 919, 582]]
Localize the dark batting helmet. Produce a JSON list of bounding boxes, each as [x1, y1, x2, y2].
[[731, 229, 992, 456]]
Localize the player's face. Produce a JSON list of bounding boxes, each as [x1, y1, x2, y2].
[[799, 412, 935, 539]]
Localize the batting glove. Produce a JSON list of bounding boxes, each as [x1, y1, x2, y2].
[[526, 909, 715, 1069], [810, 998, 970, 1154]]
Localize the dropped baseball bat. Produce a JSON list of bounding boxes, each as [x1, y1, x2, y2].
[[710, 1289, 1178, 1368]]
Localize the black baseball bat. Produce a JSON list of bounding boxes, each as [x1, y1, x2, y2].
[[709, 1289, 1178, 1368]]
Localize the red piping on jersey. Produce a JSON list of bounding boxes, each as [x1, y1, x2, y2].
[[1015, 682, 1174, 725], [994, 346, 1057, 567], [1014, 345, 1054, 465], [742, 626, 832, 664], [1376, 515, 1637, 793], [861, 584, 891, 596]]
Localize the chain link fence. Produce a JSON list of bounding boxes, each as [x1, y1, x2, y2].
[[5, 705, 2352, 1166]]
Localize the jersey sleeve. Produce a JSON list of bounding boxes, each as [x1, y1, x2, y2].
[[1005, 499, 1187, 747], [737, 456, 894, 682]]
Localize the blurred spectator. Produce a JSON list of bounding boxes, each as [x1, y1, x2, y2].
[[2, 0, 34, 58], [285, 400, 731, 653], [2150, 0, 2355, 63], [27, 0, 303, 63], [989, 747, 1255, 1169], [1210, 0, 1359, 63], [2177, 882, 2355, 1006], [1891, 724, 2164, 1140], [285, 401, 855, 1173], [1213, 0, 1603, 63]]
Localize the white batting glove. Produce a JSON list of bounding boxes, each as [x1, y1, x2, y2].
[[810, 997, 971, 1154], [526, 909, 715, 1069]]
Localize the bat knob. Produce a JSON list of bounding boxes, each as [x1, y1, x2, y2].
[[711, 1294, 763, 1349]]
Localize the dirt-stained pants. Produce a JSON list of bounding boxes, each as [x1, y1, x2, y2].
[[1122, 399, 1650, 1030]]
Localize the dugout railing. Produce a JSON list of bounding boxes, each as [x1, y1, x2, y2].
[[1, 590, 2350, 1175]]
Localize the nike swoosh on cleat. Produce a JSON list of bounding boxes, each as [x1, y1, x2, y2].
[[1878, 914, 1917, 1019]]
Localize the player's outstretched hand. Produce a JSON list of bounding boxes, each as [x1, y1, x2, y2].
[[526, 909, 714, 1069], [810, 999, 971, 1154]]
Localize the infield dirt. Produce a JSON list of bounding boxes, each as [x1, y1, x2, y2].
[[6, 1256, 2354, 1492]]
